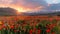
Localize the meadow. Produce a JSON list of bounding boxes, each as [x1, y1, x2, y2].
[[0, 16, 60, 34]]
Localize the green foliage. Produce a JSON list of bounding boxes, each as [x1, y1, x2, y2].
[[17, 20, 25, 24]]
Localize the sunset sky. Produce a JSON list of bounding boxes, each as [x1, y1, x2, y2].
[[0, 0, 60, 12]]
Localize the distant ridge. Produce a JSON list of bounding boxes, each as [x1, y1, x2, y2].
[[0, 7, 17, 16]]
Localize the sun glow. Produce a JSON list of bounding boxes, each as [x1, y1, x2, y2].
[[16, 8, 26, 12], [15, 7, 32, 13], [0, 4, 29, 12]]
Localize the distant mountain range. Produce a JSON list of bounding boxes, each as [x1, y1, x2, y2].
[[21, 11, 60, 16], [0, 7, 17, 16]]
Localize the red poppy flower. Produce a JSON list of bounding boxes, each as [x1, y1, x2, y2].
[[0, 27, 2, 30], [46, 29, 50, 33], [37, 29, 41, 34], [29, 29, 33, 34], [10, 25, 14, 29], [2, 25, 6, 28]]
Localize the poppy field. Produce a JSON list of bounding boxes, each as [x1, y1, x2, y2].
[[0, 16, 60, 34]]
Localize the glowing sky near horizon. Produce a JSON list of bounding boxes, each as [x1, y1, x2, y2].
[[0, 0, 60, 12]]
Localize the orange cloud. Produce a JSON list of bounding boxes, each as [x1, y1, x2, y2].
[[0, 4, 45, 12], [0, 0, 47, 12]]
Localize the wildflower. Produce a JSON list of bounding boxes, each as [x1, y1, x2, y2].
[[0, 27, 2, 30], [37, 29, 41, 34], [10, 25, 14, 29], [46, 29, 50, 33], [29, 29, 33, 34]]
